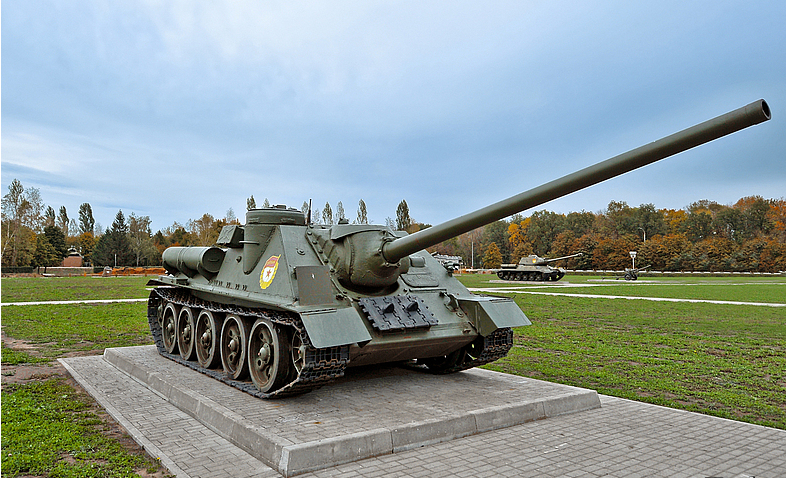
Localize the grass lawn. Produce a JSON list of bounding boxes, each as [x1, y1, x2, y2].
[[1, 276, 152, 302], [1, 302, 151, 358], [458, 273, 786, 429], [2, 379, 161, 478]]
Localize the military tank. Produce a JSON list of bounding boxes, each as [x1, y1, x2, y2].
[[147, 99, 770, 398], [496, 253, 583, 281]]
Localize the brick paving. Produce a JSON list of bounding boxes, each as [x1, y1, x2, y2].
[[61, 347, 786, 478]]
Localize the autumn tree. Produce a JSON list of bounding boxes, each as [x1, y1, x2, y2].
[[507, 217, 532, 260], [129, 213, 159, 266], [77, 232, 96, 265], [482, 242, 503, 269], [1, 179, 44, 266], [188, 213, 221, 246]]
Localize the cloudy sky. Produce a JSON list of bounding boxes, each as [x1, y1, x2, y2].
[[2, 1, 784, 233]]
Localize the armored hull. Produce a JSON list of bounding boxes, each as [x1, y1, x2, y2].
[[147, 99, 770, 398]]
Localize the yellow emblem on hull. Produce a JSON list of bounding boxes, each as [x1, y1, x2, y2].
[[260, 255, 280, 289]]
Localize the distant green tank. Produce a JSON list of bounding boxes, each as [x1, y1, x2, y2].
[[496, 253, 583, 281], [147, 99, 770, 397]]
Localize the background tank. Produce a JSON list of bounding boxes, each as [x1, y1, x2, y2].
[[147, 99, 770, 398], [496, 253, 583, 281]]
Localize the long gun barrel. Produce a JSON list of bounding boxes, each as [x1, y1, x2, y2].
[[539, 252, 583, 265], [382, 99, 770, 264]]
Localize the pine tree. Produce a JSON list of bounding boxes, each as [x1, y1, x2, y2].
[[92, 210, 134, 266], [43, 225, 68, 260], [32, 234, 61, 270]]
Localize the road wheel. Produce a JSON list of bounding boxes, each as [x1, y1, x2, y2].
[[248, 319, 291, 393], [221, 314, 250, 380], [195, 309, 221, 368], [177, 306, 196, 361], [162, 303, 179, 354]]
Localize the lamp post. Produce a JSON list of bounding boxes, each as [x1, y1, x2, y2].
[[638, 227, 646, 242], [629, 251, 637, 269]]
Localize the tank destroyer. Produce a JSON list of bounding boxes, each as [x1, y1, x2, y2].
[[147, 99, 770, 398]]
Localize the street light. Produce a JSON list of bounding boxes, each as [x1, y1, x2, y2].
[[629, 251, 637, 269], [637, 227, 646, 242]]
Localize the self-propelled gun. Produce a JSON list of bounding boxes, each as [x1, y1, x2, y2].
[[147, 99, 770, 397]]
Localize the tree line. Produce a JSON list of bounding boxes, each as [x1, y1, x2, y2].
[[427, 197, 785, 273], [2, 178, 784, 273]]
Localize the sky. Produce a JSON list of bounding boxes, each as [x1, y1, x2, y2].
[[2, 1, 785, 234]]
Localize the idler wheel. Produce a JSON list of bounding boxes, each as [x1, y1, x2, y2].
[[220, 314, 250, 380], [248, 319, 290, 393], [162, 303, 179, 355], [195, 309, 221, 368], [176, 306, 196, 361]]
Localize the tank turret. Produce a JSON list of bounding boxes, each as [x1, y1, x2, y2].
[[147, 99, 770, 397]]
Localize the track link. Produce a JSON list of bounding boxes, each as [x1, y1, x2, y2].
[[147, 287, 349, 399], [434, 327, 514, 374]]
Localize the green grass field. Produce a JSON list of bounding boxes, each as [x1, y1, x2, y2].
[[457, 273, 786, 429], [1, 276, 151, 303]]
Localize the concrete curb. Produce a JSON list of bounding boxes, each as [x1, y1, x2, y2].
[[101, 346, 600, 476]]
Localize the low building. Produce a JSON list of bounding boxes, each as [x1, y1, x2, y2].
[[61, 248, 83, 267]]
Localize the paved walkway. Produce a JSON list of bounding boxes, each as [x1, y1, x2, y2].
[[61, 348, 786, 478]]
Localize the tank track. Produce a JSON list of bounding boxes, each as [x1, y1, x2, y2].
[[147, 287, 349, 399], [496, 270, 563, 281], [450, 327, 514, 373], [418, 327, 514, 375]]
